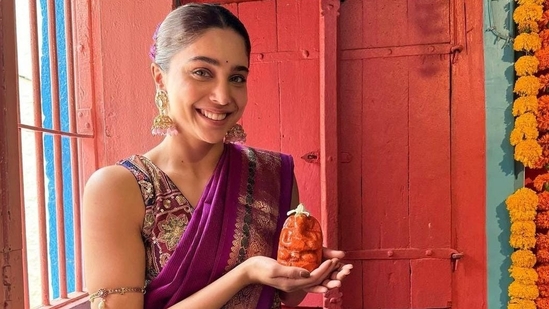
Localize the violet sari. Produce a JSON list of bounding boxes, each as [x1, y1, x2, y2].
[[126, 144, 294, 309]]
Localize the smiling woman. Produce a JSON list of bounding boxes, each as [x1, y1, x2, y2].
[[82, 3, 351, 309]]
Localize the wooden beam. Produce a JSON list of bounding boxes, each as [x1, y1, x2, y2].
[[0, 0, 25, 307]]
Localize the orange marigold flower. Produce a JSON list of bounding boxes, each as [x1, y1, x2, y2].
[[515, 33, 542, 52], [538, 233, 549, 250], [516, 56, 540, 76], [515, 76, 541, 96], [536, 47, 549, 70], [542, 29, 549, 47], [514, 4, 543, 25], [538, 249, 549, 263], [515, 139, 543, 167], [537, 297, 549, 309], [541, 191, 549, 210], [539, 74, 549, 92], [538, 265, 549, 284], [534, 172, 549, 191], [540, 284, 549, 297], [511, 129, 524, 146], [540, 10, 549, 28], [537, 211, 549, 228], [539, 110, 549, 132], [506, 187, 538, 222]]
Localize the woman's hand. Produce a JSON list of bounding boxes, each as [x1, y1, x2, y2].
[[302, 248, 353, 293], [244, 256, 338, 293]]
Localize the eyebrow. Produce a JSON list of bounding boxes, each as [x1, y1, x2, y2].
[[188, 56, 249, 73]]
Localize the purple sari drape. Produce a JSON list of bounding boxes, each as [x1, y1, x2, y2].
[[144, 144, 294, 309]]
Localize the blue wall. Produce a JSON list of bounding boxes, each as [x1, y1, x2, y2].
[[39, 0, 75, 297], [483, 0, 521, 308]]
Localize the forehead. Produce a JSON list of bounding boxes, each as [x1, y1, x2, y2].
[[172, 28, 249, 67]]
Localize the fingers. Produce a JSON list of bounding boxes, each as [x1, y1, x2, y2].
[[330, 264, 353, 280]]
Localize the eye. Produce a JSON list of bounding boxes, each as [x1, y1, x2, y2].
[[230, 75, 247, 84], [192, 69, 212, 79]]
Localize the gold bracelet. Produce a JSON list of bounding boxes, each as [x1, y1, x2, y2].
[[89, 286, 146, 309]]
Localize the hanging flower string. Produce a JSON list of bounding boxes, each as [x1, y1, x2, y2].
[[509, 0, 544, 308]]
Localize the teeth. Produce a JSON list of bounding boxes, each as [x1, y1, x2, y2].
[[200, 110, 227, 121]]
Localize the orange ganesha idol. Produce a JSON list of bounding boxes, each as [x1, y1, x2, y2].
[[277, 203, 323, 272]]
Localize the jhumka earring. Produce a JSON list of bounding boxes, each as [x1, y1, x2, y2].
[[224, 124, 247, 144], [151, 89, 177, 136]]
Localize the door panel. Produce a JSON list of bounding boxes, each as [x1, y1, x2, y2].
[[338, 0, 454, 308]]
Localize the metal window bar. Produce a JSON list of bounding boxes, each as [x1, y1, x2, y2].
[[17, 0, 92, 307]]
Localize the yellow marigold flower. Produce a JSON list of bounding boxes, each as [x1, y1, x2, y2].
[[508, 298, 536, 309], [510, 234, 537, 249], [510, 266, 538, 284], [511, 249, 537, 268], [515, 56, 540, 76], [517, 0, 544, 6], [511, 129, 523, 146], [508, 282, 539, 299], [515, 139, 543, 168], [506, 187, 538, 222], [511, 221, 536, 236], [515, 76, 541, 96], [514, 4, 543, 25], [518, 20, 540, 33], [514, 33, 542, 52], [513, 96, 538, 116]]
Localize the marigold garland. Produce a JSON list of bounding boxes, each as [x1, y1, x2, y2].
[[509, 2, 543, 307], [540, 191, 549, 210]]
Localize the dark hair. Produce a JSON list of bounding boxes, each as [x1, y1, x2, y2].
[[150, 3, 251, 71]]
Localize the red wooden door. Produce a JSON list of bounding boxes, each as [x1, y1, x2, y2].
[[338, 0, 458, 308]]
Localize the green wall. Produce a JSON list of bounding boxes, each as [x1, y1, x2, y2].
[[483, 1, 522, 308]]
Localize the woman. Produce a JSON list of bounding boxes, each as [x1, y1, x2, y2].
[[82, 3, 352, 309]]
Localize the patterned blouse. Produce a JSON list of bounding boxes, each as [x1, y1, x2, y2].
[[118, 155, 193, 282]]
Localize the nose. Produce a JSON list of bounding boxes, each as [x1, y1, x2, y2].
[[210, 80, 232, 106]]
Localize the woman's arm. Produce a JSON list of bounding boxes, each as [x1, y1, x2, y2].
[[83, 166, 147, 309]]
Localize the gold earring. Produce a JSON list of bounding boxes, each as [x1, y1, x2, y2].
[[151, 90, 177, 136], [224, 124, 246, 144]]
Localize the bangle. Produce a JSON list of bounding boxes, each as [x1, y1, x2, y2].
[[89, 286, 146, 309]]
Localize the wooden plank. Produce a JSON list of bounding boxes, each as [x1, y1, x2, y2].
[[363, 0, 450, 48], [363, 261, 411, 309], [243, 61, 281, 151], [451, 0, 487, 307], [338, 59, 363, 252], [279, 59, 321, 226], [408, 54, 452, 249], [411, 259, 452, 308], [0, 0, 26, 306], [238, 0, 277, 53], [341, 43, 453, 60], [277, 0, 319, 53], [362, 57, 410, 250], [338, 0, 363, 50]]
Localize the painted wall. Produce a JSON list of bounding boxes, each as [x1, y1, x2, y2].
[[483, 1, 517, 309]]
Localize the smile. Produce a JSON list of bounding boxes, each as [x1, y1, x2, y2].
[[199, 109, 228, 121]]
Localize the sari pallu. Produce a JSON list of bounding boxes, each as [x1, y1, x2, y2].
[[144, 144, 294, 309]]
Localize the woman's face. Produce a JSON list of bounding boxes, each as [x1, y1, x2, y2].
[[154, 28, 249, 144]]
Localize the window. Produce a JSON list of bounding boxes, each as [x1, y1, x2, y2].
[[15, 0, 90, 307]]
